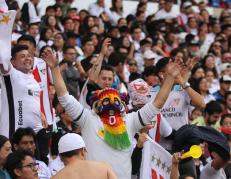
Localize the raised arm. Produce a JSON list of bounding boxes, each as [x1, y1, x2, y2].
[[153, 61, 181, 109], [89, 38, 111, 83], [41, 49, 68, 97], [175, 57, 205, 109]]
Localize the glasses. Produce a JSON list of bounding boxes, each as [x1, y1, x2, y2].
[[129, 63, 137, 66], [20, 163, 39, 171]]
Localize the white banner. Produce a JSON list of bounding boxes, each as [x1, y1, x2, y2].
[[0, 5, 16, 71], [140, 136, 172, 179]]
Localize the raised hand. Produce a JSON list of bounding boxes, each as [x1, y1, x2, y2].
[[100, 38, 111, 56], [185, 56, 199, 71], [41, 48, 59, 69], [165, 60, 182, 78]]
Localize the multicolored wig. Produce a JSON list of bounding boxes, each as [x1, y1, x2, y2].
[[87, 88, 131, 150]]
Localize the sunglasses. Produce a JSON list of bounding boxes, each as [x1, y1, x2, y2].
[[129, 63, 137, 66]]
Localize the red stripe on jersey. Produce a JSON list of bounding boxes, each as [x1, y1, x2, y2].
[[155, 113, 161, 143], [33, 66, 41, 83], [40, 91, 46, 117], [160, 175, 164, 179], [46, 66, 53, 120]]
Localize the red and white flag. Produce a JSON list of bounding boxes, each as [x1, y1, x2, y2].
[[140, 136, 172, 179], [0, 1, 16, 71]]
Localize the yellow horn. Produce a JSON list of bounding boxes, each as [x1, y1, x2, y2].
[[181, 145, 202, 159]]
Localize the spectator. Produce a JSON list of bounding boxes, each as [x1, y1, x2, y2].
[[41, 47, 181, 178], [192, 101, 223, 129], [52, 133, 117, 179], [12, 127, 51, 179], [213, 75, 231, 102], [0, 135, 11, 179], [5, 150, 39, 179], [0, 45, 43, 138]]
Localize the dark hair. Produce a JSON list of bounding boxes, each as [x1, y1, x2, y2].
[[130, 24, 141, 34], [129, 72, 142, 82], [11, 45, 29, 59], [12, 127, 37, 145], [81, 36, 92, 47], [155, 57, 170, 74], [5, 150, 34, 179], [17, 35, 36, 48], [0, 135, 9, 149], [62, 17, 72, 26], [220, 114, 231, 126], [205, 101, 222, 116], [142, 66, 156, 78], [108, 52, 126, 66], [63, 45, 76, 54], [111, 0, 123, 12], [201, 54, 218, 78], [39, 28, 51, 42], [45, 5, 55, 13], [193, 77, 209, 94], [140, 39, 152, 46], [59, 149, 81, 158], [208, 142, 230, 162], [100, 65, 114, 74], [39, 45, 51, 57]]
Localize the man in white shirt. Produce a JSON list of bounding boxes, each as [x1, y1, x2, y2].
[[88, 0, 109, 17], [200, 142, 230, 179], [41, 47, 182, 179], [154, 0, 179, 20], [151, 57, 205, 151], [0, 45, 43, 138]]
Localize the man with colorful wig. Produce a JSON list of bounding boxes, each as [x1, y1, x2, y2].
[[41, 48, 182, 179]]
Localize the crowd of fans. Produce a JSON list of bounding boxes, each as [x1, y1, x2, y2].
[[0, 0, 231, 178]]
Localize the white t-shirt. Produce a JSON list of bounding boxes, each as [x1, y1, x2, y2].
[[48, 156, 64, 176], [36, 160, 52, 179], [0, 65, 43, 137], [33, 57, 53, 125], [58, 94, 160, 179], [150, 85, 190, 130], [88, 3, 110, 17], [154, 9, 179, 20], [200, 161, 226, 179]]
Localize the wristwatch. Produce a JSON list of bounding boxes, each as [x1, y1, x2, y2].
[[181, 82, 190, 89]]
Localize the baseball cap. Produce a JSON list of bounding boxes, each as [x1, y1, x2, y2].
[[220, 75, 231, 83], [143, 50, 156, 60], [219, 63, 231, 73], [58, 133, 86, 154], [182, 1, 192, 8]]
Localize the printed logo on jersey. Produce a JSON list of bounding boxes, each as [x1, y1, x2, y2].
[[161, 98, 183, 118], [28, 89, 40, 97], [40, 69, 46, 75], [18, 101, 23, 126]]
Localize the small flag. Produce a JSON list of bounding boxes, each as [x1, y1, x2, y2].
[[140, 136, 172, 179], [0, 6, 16, 71]]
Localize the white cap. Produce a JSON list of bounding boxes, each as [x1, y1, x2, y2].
[[58, 133, 86, 154], [219, 63, 231, 72], [143, 50, 156, 60], [220, 75, 231, 83], [183, 1, 192, 8]]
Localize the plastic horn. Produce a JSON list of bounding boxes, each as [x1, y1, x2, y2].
[[181, 145, 202, 159]]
